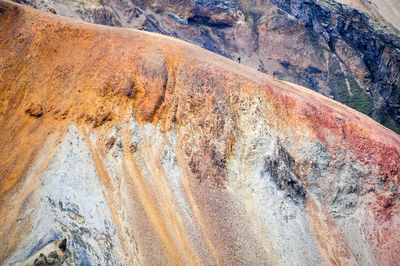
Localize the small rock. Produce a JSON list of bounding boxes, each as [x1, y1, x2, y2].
[[52, 109, 68, 120], [105, 136, 116, 151], [48, 8, 57, 14], [94, 106, 111, 127], [46, 251, 61, 264], [25, 102, 43, 117], [33, 253, 47, 266], [130, 143, 138, 153], [116, 141, 123, 149]]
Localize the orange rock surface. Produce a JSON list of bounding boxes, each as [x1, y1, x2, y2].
[[0, 1, 399, 265]]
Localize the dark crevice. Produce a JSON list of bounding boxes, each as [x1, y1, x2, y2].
[[187, 15, 233, 28]]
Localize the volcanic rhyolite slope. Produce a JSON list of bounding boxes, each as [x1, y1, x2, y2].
[[1, 1, 400, 265], [12, 0, 400, 135]]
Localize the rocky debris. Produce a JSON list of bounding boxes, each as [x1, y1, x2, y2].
[[51, 109, 68, 120], [80, 6, 121, 27], [187, 0, 242, 27], [105, 136, 116, 151], [25, 239, 73, 266], [327, 163, 364, 218], [188, 147, 228, 188], [262, 140, 306, 203], [103, 127, 124, 158], [98, 77, 136, 98], [112, 140, 123, 157], [25, 102, 43, 117], [129, 142, 137, 153], [114, 80, 135, 98], [84, 106, 111, 128], [33, 251, 64, 265], [94, 106, 111, 127]]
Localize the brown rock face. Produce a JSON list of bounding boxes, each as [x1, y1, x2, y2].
[[0, 1, 400, 265]]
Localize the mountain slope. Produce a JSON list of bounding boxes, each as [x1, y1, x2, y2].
[[12, 0, 400, 134], [1, 1, 400, 265]]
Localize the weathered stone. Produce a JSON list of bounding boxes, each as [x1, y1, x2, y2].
[[25, 102, 43, 117]]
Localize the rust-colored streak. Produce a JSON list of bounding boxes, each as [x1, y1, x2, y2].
[[122, 148, 186, 265], [305, 195, 357, 265]]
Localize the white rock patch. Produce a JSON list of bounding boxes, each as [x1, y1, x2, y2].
[[5, 125, 123, 265]]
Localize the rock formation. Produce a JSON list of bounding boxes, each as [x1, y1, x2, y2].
[[11, 0, 400, 134], [1, 1, 400, 265]]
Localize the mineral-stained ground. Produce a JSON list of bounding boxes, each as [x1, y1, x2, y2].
[[12, 0, 400, 134], [0, 1, 400, 265]]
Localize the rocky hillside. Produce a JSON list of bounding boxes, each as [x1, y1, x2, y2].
[[12, 0, 400, 134], [1, 1, 400, 265]]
